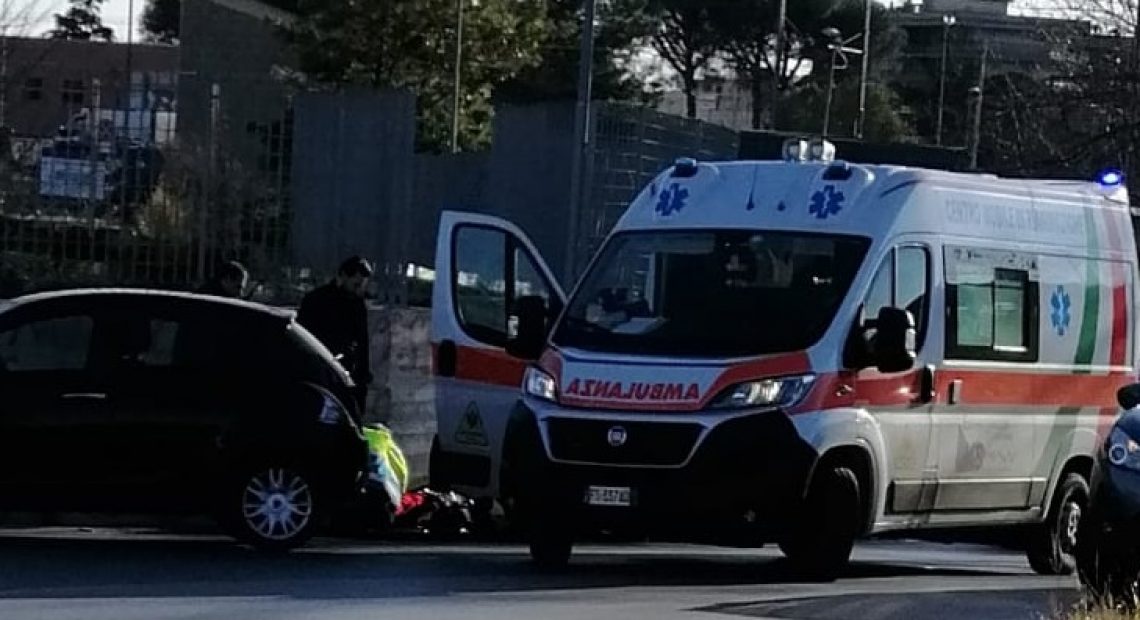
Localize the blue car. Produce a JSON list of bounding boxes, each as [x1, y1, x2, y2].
[[1079, 384, 1140, 600]]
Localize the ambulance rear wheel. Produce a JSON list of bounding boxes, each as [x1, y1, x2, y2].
[[779, 465, 861, 580], [1027, 473, 1088, 576]]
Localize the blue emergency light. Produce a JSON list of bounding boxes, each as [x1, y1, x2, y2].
[[1097, 168, 1125, 187]]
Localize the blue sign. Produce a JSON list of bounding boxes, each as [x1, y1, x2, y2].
[[809, 185, 845, 220], [1050, 285, 1071, 337], [655, 183, 689, 217]]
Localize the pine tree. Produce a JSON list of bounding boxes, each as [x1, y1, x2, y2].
[[50, 0, 115, 42]]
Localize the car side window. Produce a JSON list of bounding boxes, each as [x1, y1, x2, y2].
[[138, 319, 179, 367], [0, 315, 94, 372]]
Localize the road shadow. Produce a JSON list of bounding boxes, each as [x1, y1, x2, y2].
[[0, 533, 1011, 602], [702, 588, 1082, 620]]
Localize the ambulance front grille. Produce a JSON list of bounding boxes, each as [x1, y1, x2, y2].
[[546, 418, 703, 467]]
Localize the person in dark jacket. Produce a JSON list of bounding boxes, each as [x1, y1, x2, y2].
[[199, 261, 248, 298], [297, 256, 374, 412]]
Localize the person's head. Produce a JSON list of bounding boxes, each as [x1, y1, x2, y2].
[[336, 256, 373, 298], [218, 261, 248, 298]]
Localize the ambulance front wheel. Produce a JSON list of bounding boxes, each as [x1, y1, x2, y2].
[[779, 465, 861, 580], [529, 521, 574, 569]]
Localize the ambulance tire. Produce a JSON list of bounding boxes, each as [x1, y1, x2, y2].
[[1027, 473, 1089, 576], [779, 465, 861, 581], [528, 520, 574, 570]]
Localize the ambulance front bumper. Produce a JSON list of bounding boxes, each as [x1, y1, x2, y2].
[[504, 399, 819, 540]]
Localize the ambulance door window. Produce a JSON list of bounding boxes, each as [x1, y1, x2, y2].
[[863, 255, 894, 325], [454, 225, 508, 346], [511, 243, 560, 336], [860, 246, 930, 351], [897, 246, 930, 348]]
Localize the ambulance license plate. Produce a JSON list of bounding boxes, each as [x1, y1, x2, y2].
[[585, 486, 632, 507]]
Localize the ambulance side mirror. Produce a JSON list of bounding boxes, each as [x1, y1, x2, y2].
[[507, 295, 548, 361], [874, 307, 916, 374]]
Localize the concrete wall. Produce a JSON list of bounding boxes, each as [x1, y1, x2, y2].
[[362, 305, 434, 488]]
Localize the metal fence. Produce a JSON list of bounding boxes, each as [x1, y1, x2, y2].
[[0, 77, 302, 302], [1, 70, 743, 304]]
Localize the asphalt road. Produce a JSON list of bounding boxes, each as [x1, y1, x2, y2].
[[0, 528, 1083, 620]]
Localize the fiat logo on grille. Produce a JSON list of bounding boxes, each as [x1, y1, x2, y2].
[[607, 426, 628, 448]]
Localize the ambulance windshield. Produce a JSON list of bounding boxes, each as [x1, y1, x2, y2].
[[552, 230, 870, 358]]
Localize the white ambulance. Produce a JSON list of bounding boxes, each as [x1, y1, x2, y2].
[[430, 139, 1138, 577]]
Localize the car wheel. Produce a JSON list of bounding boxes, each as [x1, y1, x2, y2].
[[1028, 473, 1089, 576], [227, 465, 320, 551], [779, 465, 861, 581]]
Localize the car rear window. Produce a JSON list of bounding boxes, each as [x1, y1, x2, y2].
[[285, 321, 352, 387]]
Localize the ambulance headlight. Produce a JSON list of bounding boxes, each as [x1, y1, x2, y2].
[[709, 374, 816, 410], [523, 366, 558, 402], [1108, 427, 1140, 471]]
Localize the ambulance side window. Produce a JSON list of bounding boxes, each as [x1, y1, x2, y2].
[[945, 247, 1039, 362]]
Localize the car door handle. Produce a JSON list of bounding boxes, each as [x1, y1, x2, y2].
[[61, 392, 108, 401]]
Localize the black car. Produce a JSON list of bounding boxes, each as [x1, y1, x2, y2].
[[0, 289, 369, 550], [1078, 383, 1140, 599]]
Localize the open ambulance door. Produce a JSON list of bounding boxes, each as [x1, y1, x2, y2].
[[429, 211, 566, 500]]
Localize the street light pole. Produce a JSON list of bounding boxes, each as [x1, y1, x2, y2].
[[935, 14, 956, 146], [450, 0, 464, 154], [563, 0, 598, 283], [854, 0, 872, 139], [824, 48, 839, 137], [968, 41, 988, 170], [771, 0, 787, 129]]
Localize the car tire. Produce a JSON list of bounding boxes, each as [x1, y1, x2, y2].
[[225, 464, 321, 552], [1027, 473, 1089, 576], [779, 465, 861, 581]]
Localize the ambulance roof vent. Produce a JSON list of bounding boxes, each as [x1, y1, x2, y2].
[[672, 157, 699, 178], [822, 161, 853, 181]]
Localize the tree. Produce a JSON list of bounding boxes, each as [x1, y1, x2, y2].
[[649, 0, 725, 118], [964, 1, 1140, 180], [779, 80, 914, 143], [142, 0, 180, 43], [49, 0, 114, 42], [288, 0, 547, 152], [710, 0, 904, 131], [143, 0, 299, 44], [495, 0, 657, 104]]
